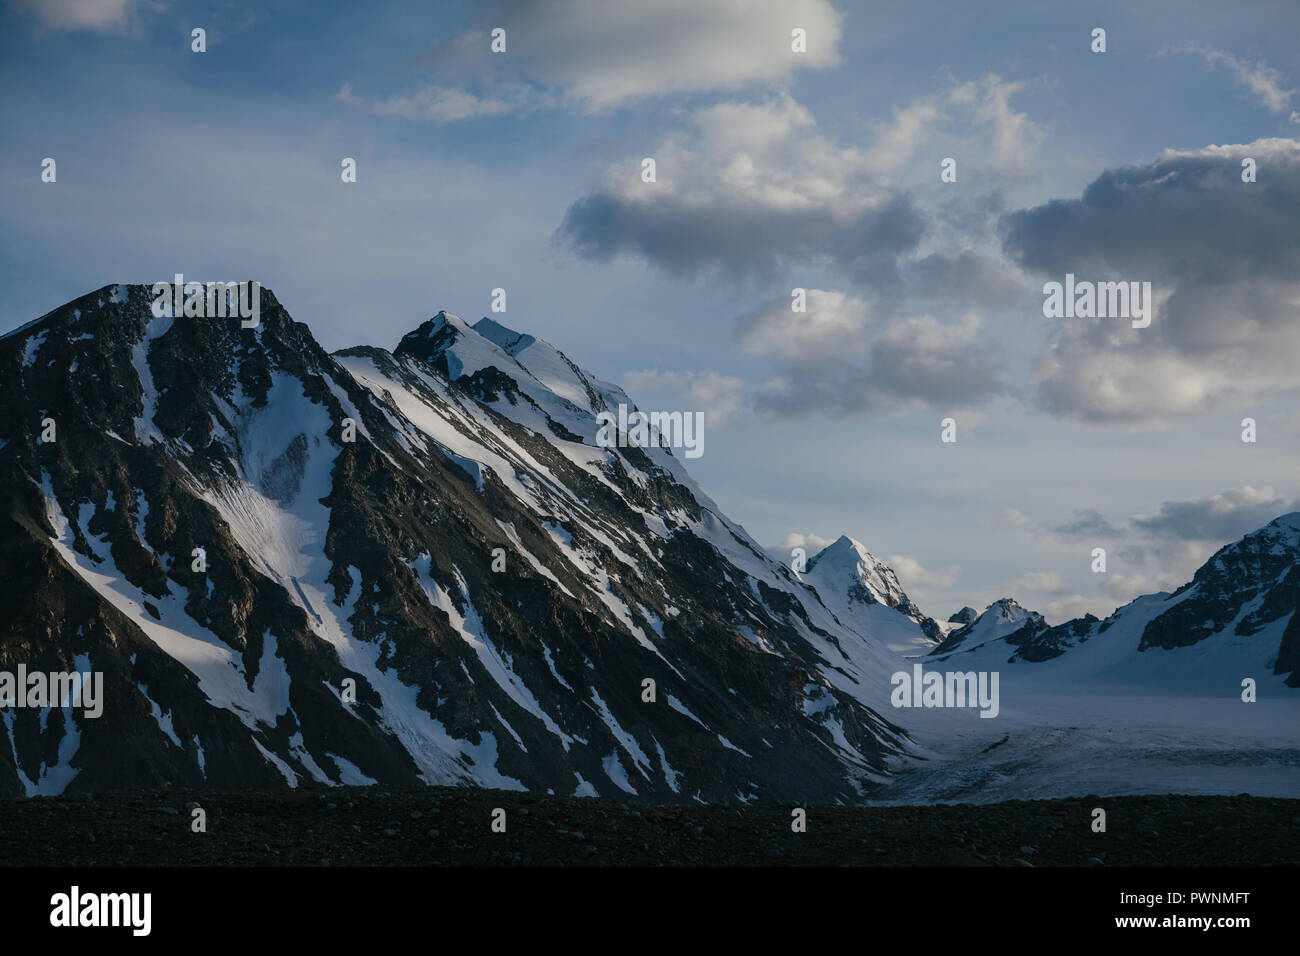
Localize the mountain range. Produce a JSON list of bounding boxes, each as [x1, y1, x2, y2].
[[930, 516, 1300, 692], [0, 283, 1295, 800]]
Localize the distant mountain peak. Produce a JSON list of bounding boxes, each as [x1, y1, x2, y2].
[[397, 310, 464, 346], [930, 596, 1045, 656], [985, 597, 1034, 618], [801, 534, 941, 650], [807, 535, 902, 602], [948, 606, 978, 625]]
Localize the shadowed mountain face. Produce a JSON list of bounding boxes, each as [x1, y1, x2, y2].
[[0, 284, 924, 801]]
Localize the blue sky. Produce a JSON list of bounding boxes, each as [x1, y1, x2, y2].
[[3, 0, 1299, 623]]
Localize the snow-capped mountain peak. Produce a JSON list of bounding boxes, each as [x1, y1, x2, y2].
[[799, 535, 941, 653], [984, 597, 1038, 623], [948, 606, 978, 625], [806, 535, 908, 609], [470, 316, 602, 411], [931, 597, 1045, 656]]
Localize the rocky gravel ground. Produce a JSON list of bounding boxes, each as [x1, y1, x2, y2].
[[0, 788, 1294, 866]]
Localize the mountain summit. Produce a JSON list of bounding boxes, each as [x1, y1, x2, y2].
[[0, 284, 913, 799], [931, 597, 1045, 656], [799, 536, 941, 653]]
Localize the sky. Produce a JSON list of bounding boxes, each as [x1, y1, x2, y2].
[[2, 0, 1299, 624]]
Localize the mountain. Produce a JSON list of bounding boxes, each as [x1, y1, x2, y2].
[[798, 536, 941, 655], [930, 598, 1044, 656], [4, 283, 1294, 805], [929, 518, 1300, 691], [948, 607, 978, 626], [0, 284, 917, 800]]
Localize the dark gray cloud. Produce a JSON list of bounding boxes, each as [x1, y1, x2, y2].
[[1053, 489, 1297, 544], [554, 94, 931, 287], [557, 84, 1040, 295], [559, 185, 925, 285], [1130, 487, 1299, 542], [1001, 138, 1300, 422], [1052, 509, 1125, 538], [1003, 140, 1300, 282]]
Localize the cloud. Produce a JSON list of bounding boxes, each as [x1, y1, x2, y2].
[[418, 0, 841, 113], [557, 75, 1043, 289], [1170, 46, 1298, 117], [336, 82, 534, 122], [687, 372, 746, 428], [736, 289, 874, 361], [1130, 486, 1298, 541], [777, 532, 837, 555], [900, 249, 1026, 311], [861, 100, 945, 175], [622, 368, 745, 427], [886, 555, 960, 590], [948, 75, 1044, 177], [1001, 138, 1300, 422], [1052, 509, 1125, 538], [736, 291, 1006, 416], [558, 94, 926, 284], [1043, 487, 1300, 610], [859, 75, 1042, 180], [998, 508, 1031, 530], [373, 0, 839, 121], [9, 0, 147, 31], [767, 532, 836, 566], [1095, 538, 1213, 603]]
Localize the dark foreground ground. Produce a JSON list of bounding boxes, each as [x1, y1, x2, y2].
[[0, 788, 1294, 866]]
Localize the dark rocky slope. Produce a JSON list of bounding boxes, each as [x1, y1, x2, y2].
[[0, 284, 913, 802]]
